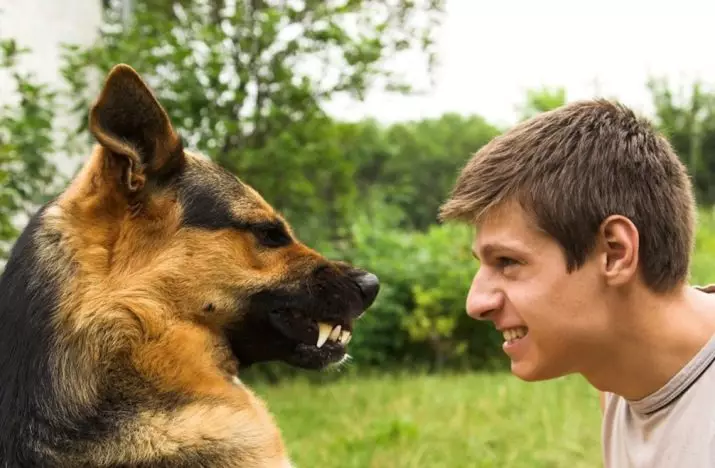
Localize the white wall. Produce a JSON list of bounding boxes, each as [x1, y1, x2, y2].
[[0, 0, 104, 178], [0, 0, 104, 260]]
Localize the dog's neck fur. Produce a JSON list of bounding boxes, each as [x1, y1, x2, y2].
[[0, 149, 243, 464]]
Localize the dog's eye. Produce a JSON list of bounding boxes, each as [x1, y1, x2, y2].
[[252, 222, 292, 248]]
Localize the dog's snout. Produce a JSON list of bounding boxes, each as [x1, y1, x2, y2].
[[355, 272, 380, 309]]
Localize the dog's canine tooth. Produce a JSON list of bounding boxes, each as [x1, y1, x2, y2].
[[329, 325, 341, 342], [317, 323, 332, 348]]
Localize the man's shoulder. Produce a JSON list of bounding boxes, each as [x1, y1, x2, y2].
[[694, 283, 715, 294], [601, 349, 715, 467]]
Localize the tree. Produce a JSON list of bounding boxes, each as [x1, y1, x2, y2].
[[647, 77, 715, 205], [0, 40, 62, 260], [516, 85, 567, 121], [378, 113, 501, 230], [60, 0, 446, 244]]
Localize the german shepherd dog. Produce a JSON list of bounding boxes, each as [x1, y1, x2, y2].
[[0, 64, 379, 467]]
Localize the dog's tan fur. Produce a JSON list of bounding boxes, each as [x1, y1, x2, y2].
[[0, 64, 379, 467]]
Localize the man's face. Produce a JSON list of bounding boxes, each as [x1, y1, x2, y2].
[[466, 201, 607, 381]]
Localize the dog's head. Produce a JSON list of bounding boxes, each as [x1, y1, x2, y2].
[[74, 64, 378, 371]]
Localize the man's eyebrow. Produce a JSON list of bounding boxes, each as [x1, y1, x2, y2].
[[473, 242, 528, 260]]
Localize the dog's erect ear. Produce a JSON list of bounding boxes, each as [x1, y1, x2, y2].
[[89, 64, 184, 193]]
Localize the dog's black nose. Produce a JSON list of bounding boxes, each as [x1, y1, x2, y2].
[[355, 272, 380, 309]]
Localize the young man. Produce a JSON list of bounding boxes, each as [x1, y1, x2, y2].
[[439, 99, 715, 467]]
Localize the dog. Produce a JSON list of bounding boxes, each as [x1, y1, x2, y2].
[[0, 63, 379, 467]]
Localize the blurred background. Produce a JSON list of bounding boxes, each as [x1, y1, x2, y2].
[[2, 0, 715, 466]]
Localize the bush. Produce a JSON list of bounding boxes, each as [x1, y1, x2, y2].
[[326, 193, 506, 372]]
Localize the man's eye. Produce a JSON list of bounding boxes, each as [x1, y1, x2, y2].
[[497, 257, 518, 268], [253, 224, 292, 248]]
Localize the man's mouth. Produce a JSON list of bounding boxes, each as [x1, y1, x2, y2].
[[502, 326, 528, 344]]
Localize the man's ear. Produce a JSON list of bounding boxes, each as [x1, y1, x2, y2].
[[598, 215, 640, 287], [88, 64, 184, 194]]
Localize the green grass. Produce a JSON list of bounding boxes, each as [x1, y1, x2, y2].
[[251, 371, 602, 468]]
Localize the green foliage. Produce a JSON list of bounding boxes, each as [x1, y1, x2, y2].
[[690, 208, 715, 285], [0, 0, 495, 372], [4, 0, 715, 374], [399, 223, 475, 370], [60, 0, 446, 245], [322, 193, 504, 372], [648, 78, 715, 204], [0, 40, 62, 258], [517, 85, 567, 121], [378, 113, 501, 230]]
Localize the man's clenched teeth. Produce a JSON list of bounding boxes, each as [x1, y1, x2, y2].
[[503, 326, 528, 343], [316, 322, 352, 348]]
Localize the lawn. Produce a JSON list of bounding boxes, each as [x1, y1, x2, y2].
[[251, 371, 603, 468]]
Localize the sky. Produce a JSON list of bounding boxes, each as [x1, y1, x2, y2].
[[326, 0, 715, 128]]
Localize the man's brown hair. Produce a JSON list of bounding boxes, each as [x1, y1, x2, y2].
[[439, 99, 696, 292]]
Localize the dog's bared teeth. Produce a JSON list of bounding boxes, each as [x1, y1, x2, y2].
[[317, 322, 332, 348], [329, 325, 341, 342], [339, 330, 351, 344]]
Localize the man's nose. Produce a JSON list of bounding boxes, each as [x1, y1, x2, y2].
[[465, 270, 502, 320]]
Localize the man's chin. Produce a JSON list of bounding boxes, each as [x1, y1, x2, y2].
[[511, 368, 545, 382], [510, 360, 569, 382]]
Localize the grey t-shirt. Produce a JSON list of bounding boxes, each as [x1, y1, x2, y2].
[[601, 327, 715, 467]]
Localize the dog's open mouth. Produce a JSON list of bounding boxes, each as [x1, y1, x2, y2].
[[266, 310, 355, 367], [227, 269, 378, 370], [267, 310, 353, 347]]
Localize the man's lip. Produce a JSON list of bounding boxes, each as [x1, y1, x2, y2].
[[495, 324, 528, 331]]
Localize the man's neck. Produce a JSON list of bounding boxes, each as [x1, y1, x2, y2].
[[583, 284, 715, 401]]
